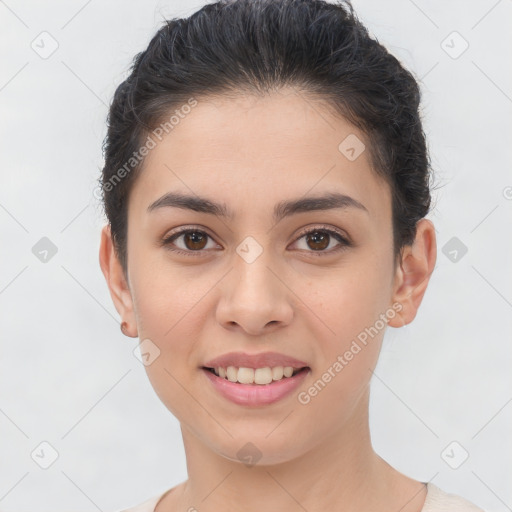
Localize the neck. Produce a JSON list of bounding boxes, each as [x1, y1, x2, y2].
[[164, 389, 424, 512]]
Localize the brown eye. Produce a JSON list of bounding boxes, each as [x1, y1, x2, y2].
[[305, 231, 330, 251], [161, 228, 219, 255], [292, 227, 351, 255], [161, 225, 350, 258], [182, 231, 208, 250]]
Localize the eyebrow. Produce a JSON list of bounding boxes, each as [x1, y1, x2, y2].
[[147, 191, 368, 222]]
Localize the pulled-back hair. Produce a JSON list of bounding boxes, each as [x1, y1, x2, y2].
[[99, 0, 434, 275]]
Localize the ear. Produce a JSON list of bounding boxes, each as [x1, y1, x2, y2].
[[388, 218, 437, 327], [99, 224, 138, 337]]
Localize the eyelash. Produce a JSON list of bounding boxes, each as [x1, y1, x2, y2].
[[160, 224, 352, 257]]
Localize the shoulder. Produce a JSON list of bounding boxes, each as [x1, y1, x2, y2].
[[114, 492, 165, 512], [422, 483, 486, 512]]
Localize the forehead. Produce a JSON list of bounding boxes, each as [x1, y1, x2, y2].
[[128, 88, 391, 223]]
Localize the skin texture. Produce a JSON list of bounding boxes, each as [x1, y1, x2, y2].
[[99, 87, 437, 512]]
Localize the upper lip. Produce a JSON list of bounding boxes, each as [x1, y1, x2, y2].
[[202, 351, 309, 370]]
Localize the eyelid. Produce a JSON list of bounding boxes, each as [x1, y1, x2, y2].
[[160, 224, 352, 256], [160, 224, 221, 254], [293, 224, 351, 245], [289, 224, 352, 256]]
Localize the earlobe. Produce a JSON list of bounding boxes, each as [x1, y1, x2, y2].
[[387, 219, 437, 328], [99, 225, 138, 337]]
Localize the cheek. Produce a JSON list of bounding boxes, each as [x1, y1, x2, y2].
[[133, 283, 210, 376], [296, 273, 387, 417], [130, 269, 212, 419], [296, 262, 390, 396], [129, 243, 212, 337], [303, 261, 391, 337], [129, 260, 223, 411]]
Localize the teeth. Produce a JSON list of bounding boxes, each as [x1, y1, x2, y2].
[[255, 367, 273, 384], [272, 366, 284, 380], [226, 366, 238, 382], [211, 365, 303, 385]]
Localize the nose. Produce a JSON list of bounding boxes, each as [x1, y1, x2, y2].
[[215, 253, 294, 336]]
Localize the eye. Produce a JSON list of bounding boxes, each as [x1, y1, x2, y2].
[[161, 227, 220, 256], [291, 225, 351, 255], [160, 225, 351, 257]]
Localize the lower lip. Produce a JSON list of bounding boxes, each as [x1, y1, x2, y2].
[[201, 367, 310, 406]]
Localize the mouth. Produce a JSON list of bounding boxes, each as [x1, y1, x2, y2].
[[200, 364, 311, 406], [201, 365, 310, 385]]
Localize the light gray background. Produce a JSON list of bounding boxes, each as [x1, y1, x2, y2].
[[1, 0, 511, 510]]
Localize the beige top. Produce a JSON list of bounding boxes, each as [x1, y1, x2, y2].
[[117, 482, 486, 512]]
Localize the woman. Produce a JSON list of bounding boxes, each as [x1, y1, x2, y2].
[[98, 0, 485, 510]]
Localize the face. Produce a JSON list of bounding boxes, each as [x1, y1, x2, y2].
[[103, 87, 419, 465]]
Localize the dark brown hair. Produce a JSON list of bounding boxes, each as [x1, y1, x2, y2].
[[99, 0, 435, 275]]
